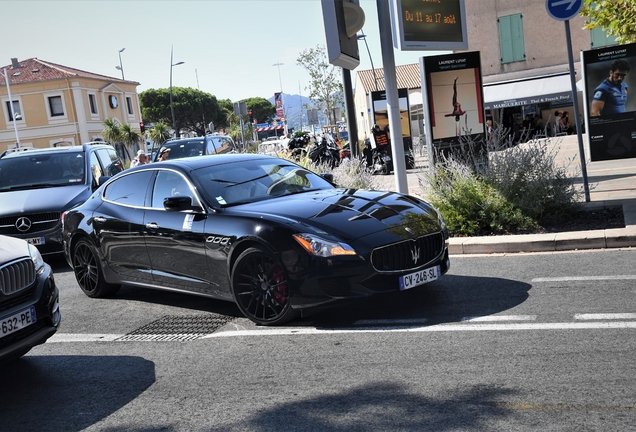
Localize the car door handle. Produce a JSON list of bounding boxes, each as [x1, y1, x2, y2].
[[93, 216, 107, 223], [146, 222, 159, 229]]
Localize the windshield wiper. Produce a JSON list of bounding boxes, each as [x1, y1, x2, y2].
[[0, 183, 65, 191]]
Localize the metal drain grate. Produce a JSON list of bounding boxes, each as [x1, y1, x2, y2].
[[117, 315, 235, 342]]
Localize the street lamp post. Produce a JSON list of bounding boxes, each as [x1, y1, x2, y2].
[[357, 32, 378, 91], [272, 62, 288, 136], [116, 47, 125, 80], [169, 46, 185, 137], [2, 68, 21, 149]]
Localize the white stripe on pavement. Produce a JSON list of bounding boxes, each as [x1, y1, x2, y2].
[[207, 321, 636, 338], [574, 313, 636, 320], [48, 334, 122, 343], [461, 315, 537, 322], [532, 275, 636, 282]]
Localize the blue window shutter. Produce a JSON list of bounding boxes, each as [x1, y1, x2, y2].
[[499, 14, 524, 64], [510, 14, 525, 62], [498, 15, 513, 63], [591, 26, 618, 48]]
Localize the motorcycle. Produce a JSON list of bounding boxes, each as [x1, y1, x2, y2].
[[309, 134, 340, 168], [288, 132, 311, 160]]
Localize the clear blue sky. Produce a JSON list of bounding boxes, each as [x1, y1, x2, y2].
[[3, 0, 446, 102]]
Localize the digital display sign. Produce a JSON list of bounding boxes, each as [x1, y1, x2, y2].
[[391, 0, 468, 51]]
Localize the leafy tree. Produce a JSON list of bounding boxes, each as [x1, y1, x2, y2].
[[120, 122, 141, 155], [296, 45, 344, 125], [139, 87, 227, 137], [101, 118, 127, 160], [148, 121, 171, 153], [243, 97, 275, 124], [581, 0, 636, 43]]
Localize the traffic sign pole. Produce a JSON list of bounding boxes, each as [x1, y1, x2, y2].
[[545, 0, 590, 201]]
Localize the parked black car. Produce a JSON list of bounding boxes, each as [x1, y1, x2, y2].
[[0, 235, 60, 363], [0, 142, 123, 255], [63, 154, 449, 326], [152, 134, 237, 162]]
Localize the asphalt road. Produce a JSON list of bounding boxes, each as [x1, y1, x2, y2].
[[1, 250, 635, 431]]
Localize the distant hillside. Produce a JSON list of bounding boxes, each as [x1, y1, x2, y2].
[[267, 93, 345, 131]]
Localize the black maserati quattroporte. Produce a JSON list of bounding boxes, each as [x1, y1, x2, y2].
[[62, 154, 449, 325]]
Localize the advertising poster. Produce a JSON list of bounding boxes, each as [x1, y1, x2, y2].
[[420, 51, 485, 150], [369, 89, 412, 150], [274, 92, 284, 120], [582, 42, 636, 162]]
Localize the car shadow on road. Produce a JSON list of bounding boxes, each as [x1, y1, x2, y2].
[[309, 274, 531, 328], [239, 381, 520, 431], [0, 355, 155, 430]]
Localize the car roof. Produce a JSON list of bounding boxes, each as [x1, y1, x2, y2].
[[144, 153, 277, 170]]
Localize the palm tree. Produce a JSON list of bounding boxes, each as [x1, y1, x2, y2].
[[120, 122, 141, 160], [148, 121, 171, 155], [101, 118, 125, 160]]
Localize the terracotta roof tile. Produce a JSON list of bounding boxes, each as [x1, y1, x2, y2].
[[0, 58, 139, 86], [356, 63, 420, 94]]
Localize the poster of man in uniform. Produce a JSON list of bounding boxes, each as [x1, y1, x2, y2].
[[582, 42, 636, 161], [369, 88, 411, 150], [420, 51, 485, 152]]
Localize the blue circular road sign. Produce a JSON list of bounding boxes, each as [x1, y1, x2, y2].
[[546, 0, 583, 21]]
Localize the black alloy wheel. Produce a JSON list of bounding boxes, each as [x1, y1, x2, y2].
[[231, 246, 297, 326], [72, 238, 120, 298]]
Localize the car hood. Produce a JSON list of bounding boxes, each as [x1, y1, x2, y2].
[[227, 188, 442, 242], [0, 184, 91, 215], [0, 235, 30, 262]]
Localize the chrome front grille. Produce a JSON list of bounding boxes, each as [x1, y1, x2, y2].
[[0, 212, 61, 236], [0, 258, 36, 295], [371, 232, 444, 272]]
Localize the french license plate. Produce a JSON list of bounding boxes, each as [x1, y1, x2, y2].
[[26, 237, 44, 245], [399, 265, 440, 290], [1, 307, 37, 339]]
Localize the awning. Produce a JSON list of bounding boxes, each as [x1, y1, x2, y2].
[[256, 125, 284, 132], [483, 73, 577, 110]]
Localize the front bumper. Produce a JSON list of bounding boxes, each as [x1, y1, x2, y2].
[[0, 265, 61, 363]]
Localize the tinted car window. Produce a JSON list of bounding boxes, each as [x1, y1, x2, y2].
[[89, 152, 103, 189], [96, 148, 123, 176], [0, 152, 82, 190], [192, 159, 334, 206], [209, 136, 236, 154], [162, 139, 205, 161], [151, 170, 194, 208], [103, 171, 154, 207]]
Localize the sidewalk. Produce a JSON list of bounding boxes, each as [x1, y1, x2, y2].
[[377, 134, 636, 254]]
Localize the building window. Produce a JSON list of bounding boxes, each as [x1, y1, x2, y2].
[[48, 95, 64, 117], [591, 26, 619, 48], [89, 94, 97, 114], [126, 96, 133, 115], [498, 14, 525, 64], [5, 100, 22, 121]]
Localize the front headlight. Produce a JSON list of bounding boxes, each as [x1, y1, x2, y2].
[[28, 243, 46, 274], [293, 233, 357, 257]]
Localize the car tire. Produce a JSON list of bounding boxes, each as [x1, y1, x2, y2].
[[72, 238, 120, 298], [231, 246, 298, 326]]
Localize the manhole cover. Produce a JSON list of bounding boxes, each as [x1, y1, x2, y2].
[[117, 315, 235, 342]]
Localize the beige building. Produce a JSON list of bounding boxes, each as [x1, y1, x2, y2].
[[1, 57, 141, 152], [354, 0, 617, 142]]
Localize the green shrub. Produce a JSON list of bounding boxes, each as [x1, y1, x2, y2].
[[419, 124, 583, 236], [421, 158, 535, 236]]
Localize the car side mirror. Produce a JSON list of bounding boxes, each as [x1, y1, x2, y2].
[[163, 196, 202, 212], [320, 173, 334, 183]]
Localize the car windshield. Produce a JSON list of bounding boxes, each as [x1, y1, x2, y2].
[[192, 158, 334, 206], [161, 140, 205, 161], [0, 152, 85, 191]]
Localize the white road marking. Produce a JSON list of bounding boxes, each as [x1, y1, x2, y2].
[[353, 318, 429, 326], [461, 315, 537, 322], [575, 313, 636, 320], [208, 321, 636, 337], [48, 334, 122, 343], [46, 318, 636, 343], [532, 275, 636, 282]]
